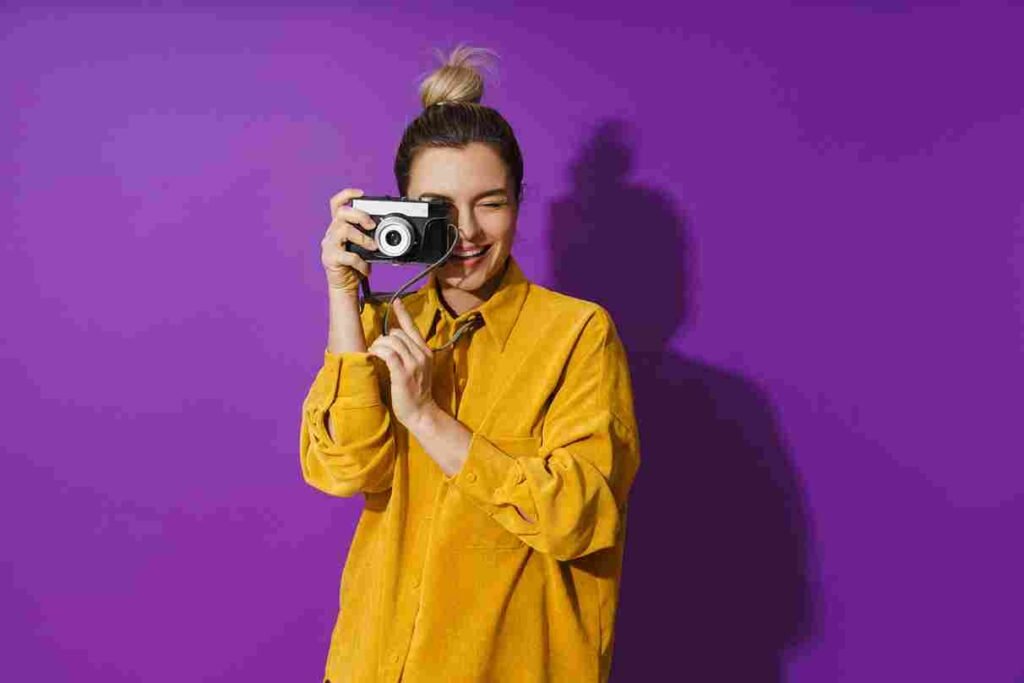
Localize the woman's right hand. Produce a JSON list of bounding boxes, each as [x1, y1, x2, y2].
[[322, 187, 379, 295]]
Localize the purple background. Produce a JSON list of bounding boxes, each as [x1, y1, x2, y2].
[[3, 3, 1022, 681]]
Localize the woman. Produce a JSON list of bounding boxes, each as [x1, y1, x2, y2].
[[300, 44, 641, 683]]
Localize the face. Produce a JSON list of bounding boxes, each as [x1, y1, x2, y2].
[[406, 142, 518, 294]]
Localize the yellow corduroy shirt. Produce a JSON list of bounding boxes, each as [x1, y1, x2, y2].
[[299, 255, 641, 683]]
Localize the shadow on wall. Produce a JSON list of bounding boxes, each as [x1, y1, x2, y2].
[[547, 120, 820, 682]]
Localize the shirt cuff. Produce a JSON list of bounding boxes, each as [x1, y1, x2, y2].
[[308, 350, 384, 414], [445, 432, 531, 510]]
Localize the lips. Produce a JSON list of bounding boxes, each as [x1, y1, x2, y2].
[[452, 244, 491, 259]]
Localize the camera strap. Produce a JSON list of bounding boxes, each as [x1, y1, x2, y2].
[[358, 224, 467, 345]]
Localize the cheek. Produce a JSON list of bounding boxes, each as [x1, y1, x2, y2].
[[485, 217, 516, 247]]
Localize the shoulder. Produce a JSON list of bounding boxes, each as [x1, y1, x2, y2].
[[521, 281, 618, 345], [522, 283, 637, 428], [524, 281, 615, 329]]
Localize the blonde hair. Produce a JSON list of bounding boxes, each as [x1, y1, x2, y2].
[[418, 44, 497, 108], [394, 44, 524, 205]]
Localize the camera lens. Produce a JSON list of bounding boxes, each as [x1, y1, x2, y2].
[[375, 216, 414, 258]]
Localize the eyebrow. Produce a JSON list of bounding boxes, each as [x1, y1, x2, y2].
[[418, 188, 508, 202]]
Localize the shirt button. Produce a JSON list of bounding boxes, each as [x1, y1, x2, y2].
[[466, 472, 477, 482], [392, 653, 400, 664], [412, 576, 420, 588]]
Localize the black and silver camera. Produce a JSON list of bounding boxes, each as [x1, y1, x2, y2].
[[346, 195, 456, 264]]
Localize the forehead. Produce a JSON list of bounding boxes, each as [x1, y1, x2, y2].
[[408, 142, 509, 195]]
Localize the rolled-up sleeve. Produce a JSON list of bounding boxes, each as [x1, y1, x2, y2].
[[446, 307, 641, 561], [299, 304, 397, 497]]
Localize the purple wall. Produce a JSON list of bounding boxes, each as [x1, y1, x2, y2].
[[3, 3, 1021, 681]]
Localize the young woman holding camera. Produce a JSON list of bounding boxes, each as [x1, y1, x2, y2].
[[300, 44, 641, 683]]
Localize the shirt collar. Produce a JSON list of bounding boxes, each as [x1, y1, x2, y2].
[[405, 254, 530, 353]]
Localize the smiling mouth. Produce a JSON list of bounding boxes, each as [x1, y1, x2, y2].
[[451, 244, 492, 261]]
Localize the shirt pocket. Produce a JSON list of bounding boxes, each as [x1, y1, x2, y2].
[[448, 434, 541, 550]]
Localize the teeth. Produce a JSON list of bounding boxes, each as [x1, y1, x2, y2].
[[454, 246, 488, 257]]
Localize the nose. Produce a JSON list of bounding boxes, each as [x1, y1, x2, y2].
[[455, 204, 483, 241]]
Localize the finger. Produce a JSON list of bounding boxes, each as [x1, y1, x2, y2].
[[367, 343, 402, 376], [335, 206, 377, 235], [327, 250, 371, 279], [369, 337, 412, 373], [324, 208, 377, 250], [328, 187, 364, 216], [384, 332, 423, 367], [323, 219, 376, 255], [387, 329, 426, 364], [341, 219, 378, 252], [391, 298, 429, 351], [322, 241, 369, 272]]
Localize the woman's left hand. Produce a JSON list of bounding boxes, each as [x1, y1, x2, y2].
[[368, 298, 437, 428]]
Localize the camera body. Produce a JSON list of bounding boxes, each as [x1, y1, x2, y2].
[[346, 195, 455, 264]]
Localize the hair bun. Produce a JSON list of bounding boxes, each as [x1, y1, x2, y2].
[[419, 44, 497, 109]]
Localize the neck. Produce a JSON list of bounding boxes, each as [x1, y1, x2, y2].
[[437, 258, 509, 318]]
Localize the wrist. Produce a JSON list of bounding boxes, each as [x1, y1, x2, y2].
[[406, 400, 442, 437], [328, 286, 360, 301]]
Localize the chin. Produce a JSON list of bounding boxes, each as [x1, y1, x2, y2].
[[439, 255, 497, 288], [439, 270, 487, 291]]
